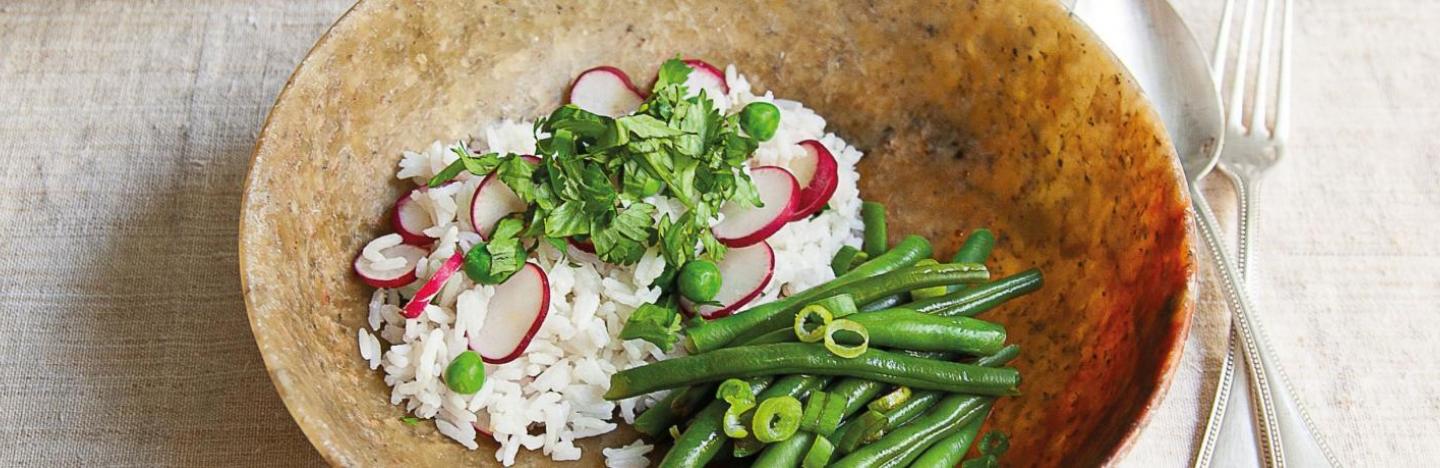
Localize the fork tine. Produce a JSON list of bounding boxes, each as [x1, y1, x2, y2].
[[1227, 0, 1257, 131], [1250, 0, 1281, 138], [1274, 0, 1294, 141], [1211, 0, 1238, 85]]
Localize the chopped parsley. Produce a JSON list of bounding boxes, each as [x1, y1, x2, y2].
[[618, 302, 683, 352], [434, 57, 765, 282]]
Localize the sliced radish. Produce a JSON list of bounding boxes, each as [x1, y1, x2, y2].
[[353, 244, 427, 289], [401, 251, 465, 319], [473, 413, 493, 438], [470, 263, 551, 364], [392, 189, 434, 245], [469, 156, 540, 239], [567, 66, 647, 118], [569, 237, 596, 254], [712, 166, 799, 247], [681, 241, 775, 319], [682, 59, 729, 105], [787, 140, 840, 221]]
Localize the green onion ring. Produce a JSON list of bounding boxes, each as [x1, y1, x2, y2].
[[823, 319, 869, 358], [752, 396, 803, 443], [794, 305, 833, 343], [803, 435, 836, 468], [801, 390, 829, 432], [868, 386, 913, 413]]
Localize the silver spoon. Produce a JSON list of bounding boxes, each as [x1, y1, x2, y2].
[[1069, 0, 1273, 466]]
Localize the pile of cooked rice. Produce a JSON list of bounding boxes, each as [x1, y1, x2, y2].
[[355, 65, 866, 466]]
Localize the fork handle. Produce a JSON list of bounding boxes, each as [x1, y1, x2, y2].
[[1190, 178, 1339, 468]]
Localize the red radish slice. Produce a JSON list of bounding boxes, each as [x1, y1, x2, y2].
[[567, 66, 646, 117], [353, 244, 427, 288], [473, 413, 493, 438], [470, 263, 551, 364], [569, 238, 596, 254], [469, 156, 540, 239], [392, 189, 434, 245], [402, 251, 465, 319], [712, 166, 799, 247], [681, 241, 775, 319], [787, 140, 840, 221], [682, 59, 729, 102]]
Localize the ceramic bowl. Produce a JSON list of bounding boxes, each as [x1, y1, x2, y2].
[[240, 0, 1196, 465]]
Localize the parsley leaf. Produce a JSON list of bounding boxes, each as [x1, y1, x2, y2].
[[429, 142, 502, 187], [653, 59, 693, 92], [464, 217, 528, 284], [590, 203, 655, 265], [619, 302, 683, 352]]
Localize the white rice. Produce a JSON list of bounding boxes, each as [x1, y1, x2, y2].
[[356, 65, 865, 466]]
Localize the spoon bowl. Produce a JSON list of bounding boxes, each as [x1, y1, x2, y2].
[[1074, 0, 1225, 182]]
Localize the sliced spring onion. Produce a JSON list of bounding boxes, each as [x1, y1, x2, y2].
[[817, 389, 847, 437], [838, 409, 888, 452], [718, 378, 756, 406], [793, 305, 833, 343], [868, 386, 913, 413], [823, 319, 869, 358], [752, 396, 803, 443], [978, 431, 1011, 456], [811, 293, 859, 318], [669, 425, 682, 439], [801, 390, 830, 432], [803, 435, 836, 468], [724, 404, 753, 438], [909, 259, 950, 299], [718, 378, 758, 438]]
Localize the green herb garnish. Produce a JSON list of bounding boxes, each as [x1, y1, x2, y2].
[[619, 303, 683, 352], [443, 57, 767, 281]]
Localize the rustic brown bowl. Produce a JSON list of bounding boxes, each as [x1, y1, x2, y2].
[[240, 0, 1196, 466]]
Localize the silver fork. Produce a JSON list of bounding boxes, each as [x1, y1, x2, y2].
[[1194, 0, 1340, 467]]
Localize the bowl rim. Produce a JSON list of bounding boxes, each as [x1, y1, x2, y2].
[[237, 0, 1199, 465], [237, 0, 367, 465]]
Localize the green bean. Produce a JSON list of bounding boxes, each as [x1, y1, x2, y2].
[[700, 261, 990, 351], [907, 268, 1042, 317], [659, 378, 771, 468], [859, 293, 907, 312], [830, 345, 1017, 455], [910, 413, 986, 468], [829, 346, 1018, 468], [846, 308, 1006, 355], [950, 228, 996, 292], [666, 374, 825, 467], [861, 201, 888, 257], [754, 377, 887, 468], [686, 236, 934, 353], [605, 343, 1018, 400], [830, 245, 866, 276], [632, 382, 717, 438], [833, 392, 941, 453], [632, 391, 682, 437], [951, 229, 996, 263]]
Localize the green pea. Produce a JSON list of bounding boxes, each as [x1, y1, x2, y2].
[[678, 259, 723, 303], [740, 102, 781, 142], [444, 351, 486, 394]]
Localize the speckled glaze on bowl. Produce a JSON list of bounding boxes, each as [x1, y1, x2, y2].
[[239, 0, 1196, 466]]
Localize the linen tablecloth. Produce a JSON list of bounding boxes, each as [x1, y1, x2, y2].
[[1, 0, 1434, 465]]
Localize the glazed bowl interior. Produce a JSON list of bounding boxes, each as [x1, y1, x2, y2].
[[240, 0, 1195, 466]]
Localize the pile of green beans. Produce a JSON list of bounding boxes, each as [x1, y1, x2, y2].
[[617, 211, 1043, 467]]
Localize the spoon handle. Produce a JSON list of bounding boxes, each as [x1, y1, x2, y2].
[[1189, 182, 1339, 468]]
